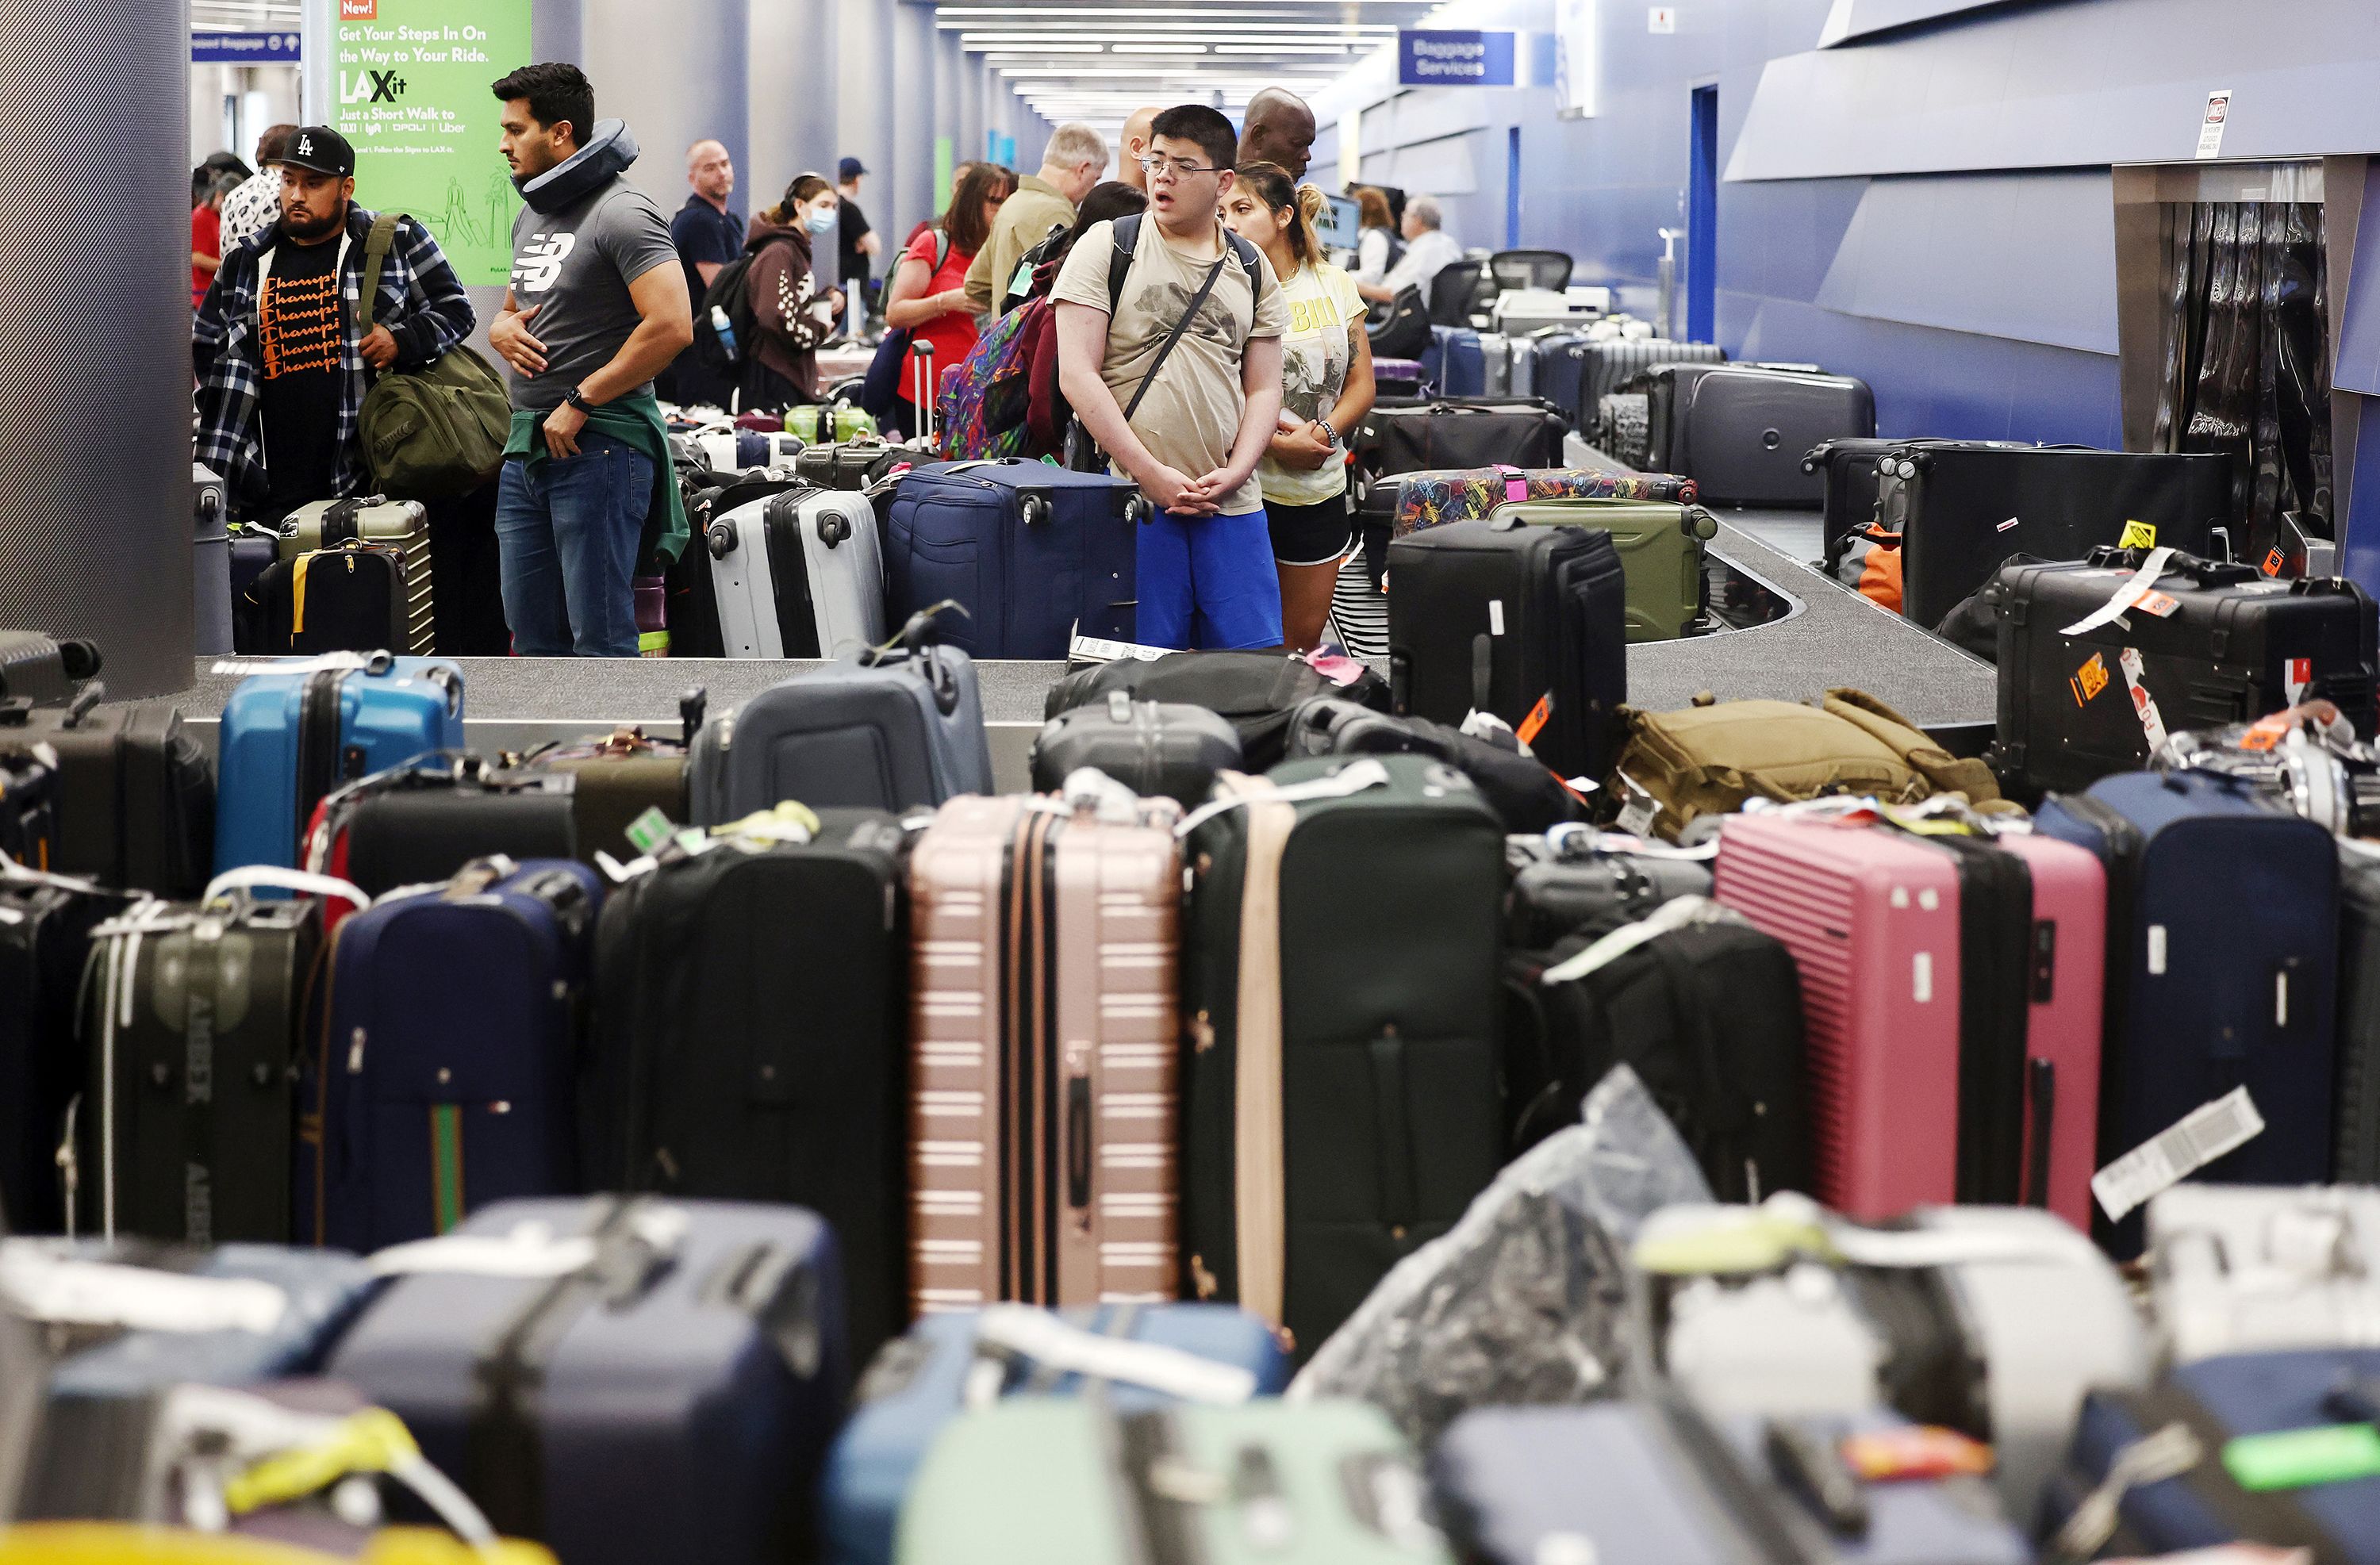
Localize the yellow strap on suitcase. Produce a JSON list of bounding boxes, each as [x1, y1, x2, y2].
[[0, 1525, 553, 1564]]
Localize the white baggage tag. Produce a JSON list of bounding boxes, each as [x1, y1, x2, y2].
[[2091, 1086, 2266, 1222], [1069, 634, 1171, 666], [209, 653, 373, 677], [0, 1244, 288, 1334], [1538, 896, 1741, 985], [2059, 546, 2177, 636]]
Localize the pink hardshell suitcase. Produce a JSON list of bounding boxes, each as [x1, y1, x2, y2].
[[1994, 831, 2106, 1231], [1714, 814, 1963, 1218]]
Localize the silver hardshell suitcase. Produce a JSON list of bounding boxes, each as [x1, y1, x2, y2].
[[1478, 332, 1512, 397], [2148, 1184, 2380, 1364], [705, 486, 886, 658]]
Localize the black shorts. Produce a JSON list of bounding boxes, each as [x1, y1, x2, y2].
[[1265, 492, 1355, 568]]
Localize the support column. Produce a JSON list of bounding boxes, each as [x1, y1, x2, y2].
[[891, 0, 939, 232], [749, 0, 835, 221], [582, 0, 750, 212], [0, 0, 192, 693]]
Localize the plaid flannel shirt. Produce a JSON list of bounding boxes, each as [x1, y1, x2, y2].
[[193, 204, 474, 521]]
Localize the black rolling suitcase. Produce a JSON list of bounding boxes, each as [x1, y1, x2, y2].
[[0, 697, 215, 897], [0, 632, 101, 712], [1027, 692, 1243, 807], [307, 758, 578, 896], [1990, 548, 2380, 797], [0, 748, 56, 870], [1883, 443, 2232, 628], [1386, 515, 1629, 787], [2340, 842, 2380, 1183], [589, 807, 909, 1363], [1562, 339, 1725, 428], [69, 884, 326, 1244], [1182, 754, 1507, 1356], [0, 869, 129, 1233], [1672, 366, 1875, 506], [1503, 827, 1713, 947], [1354, 397, 1567, 478]]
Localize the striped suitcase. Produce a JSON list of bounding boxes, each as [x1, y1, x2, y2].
[[907, 788, 1184, 1314]]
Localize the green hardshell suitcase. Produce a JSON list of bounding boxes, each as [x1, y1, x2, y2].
[[1489, 495, 1718, 643], [894, 1398, 1452, 1565], [785, 402, 878, 443], [277, 495, 436, 655]]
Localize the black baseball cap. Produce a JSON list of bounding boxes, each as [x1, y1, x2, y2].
[[839, 156, 866, 181], [277, 126, 355, 178]]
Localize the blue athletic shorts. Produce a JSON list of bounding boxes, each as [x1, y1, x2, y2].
[[1136, 508, 1285, 650]]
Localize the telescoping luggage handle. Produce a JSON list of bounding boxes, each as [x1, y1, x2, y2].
[[962, 1304, 1262, 1409]]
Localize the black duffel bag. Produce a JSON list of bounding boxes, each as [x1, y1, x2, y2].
[[1354, 397, 1568, 480], [1367, 283, 1431, 360]]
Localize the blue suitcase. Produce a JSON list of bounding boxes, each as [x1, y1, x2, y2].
[[213, 655, 464, 876], [1530, 332, 1591, 424], [883, 458, 1148, 659], [822, 1304, 1291, 1565], [2036, 770, 2339, 1252], [305, 859, 605, 1252], [1425, 326, 1487, 398], [1434, 1402, 2029, 1565], [325, 1195, 847, 1565], [2050, 1349, 2380, 1563]]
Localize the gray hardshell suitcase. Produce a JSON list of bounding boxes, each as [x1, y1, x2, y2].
[[277, 495, 434, 657], [704, 485, 886, 658], [2338, 842, 2380, 1181], [1582, 339, 1727, 421], [1676, 367, 1876, 507], [1028, 692, 1244, 807], [1477, 332, 1513, 397], [1432, 1402, 2029, 1565], [689, 628, 993, 821], [2148, 1183, 2380, 1364]]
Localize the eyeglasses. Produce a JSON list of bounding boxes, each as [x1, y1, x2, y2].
[[1137, 153, 1220, 178]]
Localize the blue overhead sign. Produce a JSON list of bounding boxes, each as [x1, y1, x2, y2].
[[193, 31, 301, 64], [1399, 29, 1516, 87]]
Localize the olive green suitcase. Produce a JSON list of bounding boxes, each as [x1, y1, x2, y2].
[[1488, 496, 1717, 643], [276, 495, 435, 655], [894, 1398, 1452, 1565]]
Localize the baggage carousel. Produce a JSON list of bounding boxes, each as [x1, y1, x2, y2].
[[161, 507, 1994, 787]]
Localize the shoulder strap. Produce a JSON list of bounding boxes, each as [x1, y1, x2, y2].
[[1113, 217, 1237, 423], [931, 227, 951, 275], [1105, 213, 1140, 317], [353, 210, 405, 339]]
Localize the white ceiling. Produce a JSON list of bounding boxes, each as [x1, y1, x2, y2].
[[194, 0, 301, 31], [933, 1, 1430, 134]]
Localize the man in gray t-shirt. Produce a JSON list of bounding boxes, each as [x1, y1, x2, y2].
[[486, 63, 693, 657]]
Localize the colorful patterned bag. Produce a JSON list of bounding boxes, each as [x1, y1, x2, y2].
[[935, 296, 1042, 461], [1392, 466, 1699, 536]]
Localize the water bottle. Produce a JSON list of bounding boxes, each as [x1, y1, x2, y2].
[[709, 303, 738, 362]]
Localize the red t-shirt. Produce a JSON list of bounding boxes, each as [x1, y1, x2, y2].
[[896, 229, 979, 405], [191, 203, 221, 309]]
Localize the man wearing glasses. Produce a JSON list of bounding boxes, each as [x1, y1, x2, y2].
[[1054, 105, 1290, 649]]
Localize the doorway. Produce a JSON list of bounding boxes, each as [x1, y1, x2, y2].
[[1687, 84, 1718, 343]]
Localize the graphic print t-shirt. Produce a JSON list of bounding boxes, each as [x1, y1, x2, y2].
[[506, 178, 682, 411], [1050, 218, 1288, 516], [1258, 259, 1366, 507], [255, 234, 344, 516]]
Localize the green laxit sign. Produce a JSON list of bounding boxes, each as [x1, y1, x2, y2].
[[330, 0, 531, 286]]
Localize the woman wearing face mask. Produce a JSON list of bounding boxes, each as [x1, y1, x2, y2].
[[1223, 162, 1375, 652], [739, 172, 847, 410]]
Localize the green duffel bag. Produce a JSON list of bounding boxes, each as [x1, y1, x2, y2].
[[1489, 494, 1718, 643], [896, 1398, 1452, 1565], [1611, 686, 2016, 841], [354, 212, 510, 501], [783, 401, 877, 443]]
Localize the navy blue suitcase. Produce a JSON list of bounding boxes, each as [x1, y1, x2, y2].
[[305, 858, 605, 1252], [1434, 1402, 2029, 1565], [2051, 1349, 2380, 1564], [325, 1195, 848, 1565], [1425, 326, 1488, 398], [884, 458, 1150, 659], [1529, 332, 1589, 424], [213, 655, 465, 876], [821, 1304, 1292, 1565], [2036, 770, 2340, 1252]]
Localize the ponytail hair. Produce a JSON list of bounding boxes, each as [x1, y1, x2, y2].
[[766, 171, 831, 226], [1232, 159, 1320, 265]]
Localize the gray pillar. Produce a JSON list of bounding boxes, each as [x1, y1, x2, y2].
[[0, 0, 191, 694], [532, 0, 582, 66], [582, 0, 750, 212], [934, 29, 964, 184], [891, 0, 938, 232], [749, 0, 835, 221]]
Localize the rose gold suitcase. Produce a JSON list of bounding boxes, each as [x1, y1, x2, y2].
[[908, 790, 1184, 1311]]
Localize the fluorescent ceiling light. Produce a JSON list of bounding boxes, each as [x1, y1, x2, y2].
[[983, 45, 1106, 55], [1111, 42, 1204, 52], [941, 5, 1428, 15], [1212, 44, 1349, 54]]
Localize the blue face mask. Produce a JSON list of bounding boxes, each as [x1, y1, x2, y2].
[[805, 205, 837, 235]]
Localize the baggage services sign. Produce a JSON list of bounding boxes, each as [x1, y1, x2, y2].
[[330, 0, 530, 286], [1399, 30, 1518, 87]]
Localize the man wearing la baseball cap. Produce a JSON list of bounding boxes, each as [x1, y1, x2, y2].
[[194, 125, 474, 527]]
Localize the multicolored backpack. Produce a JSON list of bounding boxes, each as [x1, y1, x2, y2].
[[936, 296, 1041, 461]]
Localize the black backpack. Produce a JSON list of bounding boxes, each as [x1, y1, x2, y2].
[[1367, 284, 1430, 360], [697, 247, 762, 373]]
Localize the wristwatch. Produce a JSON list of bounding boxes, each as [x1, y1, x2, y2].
[[562, 385, 595, 414], [1315, 417, 1338, 447]]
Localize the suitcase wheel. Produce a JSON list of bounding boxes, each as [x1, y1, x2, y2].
[[1019, 495, 1050, 527], [707, 520, 738, 559], [817, 512, 850, 548]]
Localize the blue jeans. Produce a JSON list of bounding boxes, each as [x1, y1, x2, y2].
[[493, 433, 652, 657], [1137, 508, 1284, 650]]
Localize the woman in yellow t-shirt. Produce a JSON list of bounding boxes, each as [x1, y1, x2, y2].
[[1225, 162, 1377, 652]]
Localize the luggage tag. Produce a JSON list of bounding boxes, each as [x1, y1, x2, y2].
[[2092, 1086, 2265, 1222], [2222, 1421, 2380, 1492], [1631, 1195, 1835, 1277], [2061, 547, 2178, 636], [1839, 1425, 1993, 1483], [1174, 758, 1389, 838], [1537, 895, 1745, 986], [0, 1241, 289, 1335]]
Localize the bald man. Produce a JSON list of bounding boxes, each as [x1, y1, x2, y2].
[[1238, 87, 1315, 180], [1119, 105, 1161, 191], [666, 136, 743, 405]]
